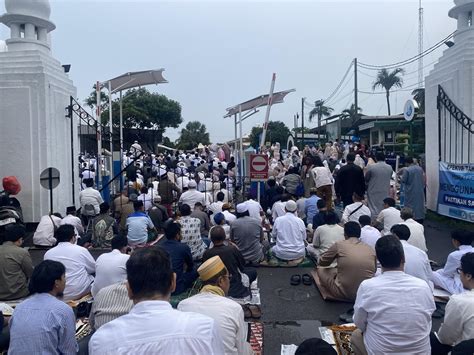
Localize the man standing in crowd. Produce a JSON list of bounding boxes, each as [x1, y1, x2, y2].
[[178, 256, 253, 355], [44, 225, 96, 301], [401, 157, 426, 223], [351, 235, 435, 355], [316, 222, 376, 302], [89, 247, 224, 354], [9, 260, 78, 354], [365, 152, 393, 218], [271, 200, 306, 262], [158, 169, 180, 217], [335, 153, 365, 207], [91, 236, 130, 297], [0, 225, 33, 300]]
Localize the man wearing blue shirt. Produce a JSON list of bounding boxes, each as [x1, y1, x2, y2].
[[305, 187, 320, 225], [9, 260, 78, 354], [126, 200, 157, 247]]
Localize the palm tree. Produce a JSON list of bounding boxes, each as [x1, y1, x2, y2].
[[309, 100, 333, 122], [372, 68, 405, 116], [340, 104, 363, 126], [412, 88, 425, 114]]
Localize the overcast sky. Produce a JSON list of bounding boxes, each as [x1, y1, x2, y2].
[[0, 0, 456, 143]]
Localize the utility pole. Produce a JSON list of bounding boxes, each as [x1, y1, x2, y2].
[[418, 0, 424, 88], [301, 98, 305, 150], [354, 58, 358, 129]]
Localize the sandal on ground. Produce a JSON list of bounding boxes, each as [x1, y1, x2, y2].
[[290, 274, 301, 286], [248, 305, 262, 319], [241, 305, 252, 318], [302, 274, 312, 286]]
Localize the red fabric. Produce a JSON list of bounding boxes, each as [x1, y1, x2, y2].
[[2, 176, 21, 195]]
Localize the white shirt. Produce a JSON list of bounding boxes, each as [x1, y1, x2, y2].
[[178, 292, 252, 355], [91, 250, 129, 297], [376, 207, 403, 235], [313, 224, 345, 257], [311, 166, 333, 188], [437, 289, 474, 346], [44, 242, 96, 301], [33, 215, 62, 246], [401, 218, 427, 252], [89, 300, 224, 355], [214, 189, 231, 203], [353, 271, 435, 355], [400, 240, 433, 290], [271, 201, 286, 221], [360, 226, 381, 250], [272, 212, 306, 260], [341, 202, 371, 224], [208, 201, 224, 215], [138, 192, 153, 211], [245, 199, 263, 221], [60, 214, 84, 237], [79, 187, 104, 215], [179, 189, 206, 210], [432, 245, 474, 294], [222, 210, 237, 225]]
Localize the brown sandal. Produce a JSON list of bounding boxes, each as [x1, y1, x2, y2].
[[247, 305, 262, 319], [242, 305, 252, 318]]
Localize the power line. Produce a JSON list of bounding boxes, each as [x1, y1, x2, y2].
[[323, 60, 354, 104], [326, 73, 354, 106], [358, 31, 455, 70]]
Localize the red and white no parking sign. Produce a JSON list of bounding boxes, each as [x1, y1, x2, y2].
[[249, 154, 269, 181]]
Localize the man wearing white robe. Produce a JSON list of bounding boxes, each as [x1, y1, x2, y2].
[[179, 256, 253, 355]]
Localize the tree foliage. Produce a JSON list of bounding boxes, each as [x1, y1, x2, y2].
[[340, 104, 363, 126], [372, 68, 405, 116], [176, 121, 210, 150], [309, 100, 333, 123], [85, 87, 183, 132], [412, 88, 425, 114], [249, 121, 291, 149]]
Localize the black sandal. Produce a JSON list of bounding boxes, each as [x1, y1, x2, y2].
[[290, 274, 301, 286], [302, 273, 312, 286]]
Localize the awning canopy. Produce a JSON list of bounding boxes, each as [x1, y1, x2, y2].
[[224, 89, 295, 118], [104, 69, 168, 93]]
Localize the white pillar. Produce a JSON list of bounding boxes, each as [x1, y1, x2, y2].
[[458, 11, 469, 30], [24, 23, 35, 39], [38, 27, 47, 42], [10, 23, 20, 38]]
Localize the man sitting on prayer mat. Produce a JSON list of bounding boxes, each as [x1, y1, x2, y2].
[[351, 235, 435, 355], [9, 260, 78, 354], [430, 252, 474, 354], [160, 222, 198, 295], [0, 225, 33, 301], [89, 247, 224, 354], [203, 226, 257, 299], [306, 210, 344, 262], [432, 229, 474, 295], [271, 200, 306, 262], [91, 236, 130, 297], [44, 224, 96, 301], [178, 256, 253, 355], [315, 222, 376, 302]]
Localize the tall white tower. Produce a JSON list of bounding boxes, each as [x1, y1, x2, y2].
[[0, 0, 78, 222], [424, 0, 474, 214]]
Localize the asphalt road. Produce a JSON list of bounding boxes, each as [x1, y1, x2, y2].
[[259, 219, 456, 354]]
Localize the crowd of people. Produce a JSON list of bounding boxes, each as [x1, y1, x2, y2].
[[0, 139, 473, 355]]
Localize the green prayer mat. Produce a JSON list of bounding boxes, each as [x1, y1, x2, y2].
[[170, 279, 203, 308]]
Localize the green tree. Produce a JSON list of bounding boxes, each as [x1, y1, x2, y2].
[[372, 68, 405, 116], [412, 88, 425, 114], [176, 121, 210, 150], [340, 104, 363, 126], [249, 121, 291, 149], [308, 100, 333, 123]]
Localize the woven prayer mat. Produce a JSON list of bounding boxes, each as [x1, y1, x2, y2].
[[329, 324, 356, 355], [75, 319, 93, 341], [250, 322, 263, 355]]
